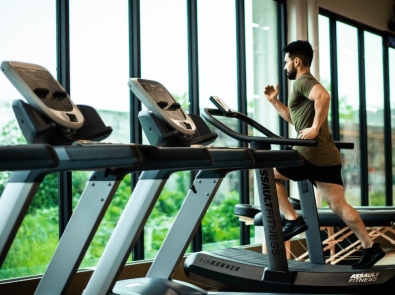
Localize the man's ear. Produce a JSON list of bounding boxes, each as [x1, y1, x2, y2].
[[294, 56, 300, 66]]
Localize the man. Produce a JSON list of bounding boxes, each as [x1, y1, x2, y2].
[[264, 40, 385, 269]]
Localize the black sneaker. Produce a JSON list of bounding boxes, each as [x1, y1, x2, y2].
[[352, 243, 385, 269], [282, 216, 308, 241]]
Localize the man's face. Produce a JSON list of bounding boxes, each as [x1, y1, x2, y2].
[[284, 53, 297, 80]]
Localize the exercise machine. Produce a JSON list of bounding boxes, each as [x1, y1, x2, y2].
[[236, 203, 395, 264], [223, 100, 395, 265], [35, 77, 273, 295], [0, 62, 224, 294], [0, 61, 142, 267], [183, 96, 395, 294], [82, 79, 317, 295], [2, 63, 283, 294]]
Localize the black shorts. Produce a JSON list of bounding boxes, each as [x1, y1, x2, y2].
[[276, 157, 343, 186]]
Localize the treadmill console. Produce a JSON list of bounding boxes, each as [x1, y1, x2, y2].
[[1, 61, 84, 129], [210, 95, 233, 115], [128, 78, 196, 136]]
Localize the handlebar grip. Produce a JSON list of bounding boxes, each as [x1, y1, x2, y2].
[[334, 141, 354, 149]]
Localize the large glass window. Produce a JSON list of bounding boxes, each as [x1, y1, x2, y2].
[[336, 22, 361, 205], [318, 15, 331, 114], [69, 0, 130, 268], [390, 48, 395, 205], [0, 0, 56, 279], [246, 0, 279, 136], [320, 14, 394, 207], [245, 0, 278, 243], [198, 1, 237, 111], [317, 15, 333, 208], [140, 0, 188, 100], [364, 32, 385, 205], [198, 0, 240, 250], [140, 0, 190, 259]]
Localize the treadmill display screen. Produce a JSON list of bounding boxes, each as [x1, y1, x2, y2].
[[14, 67, 73, 112], [140, 82, 173, 105], [140, 82, 186, 122]]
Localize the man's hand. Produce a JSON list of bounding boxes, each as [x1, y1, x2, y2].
[[298, 127, 318, 140], [264, 84, 293, 125], [264, 84, 280, 103]]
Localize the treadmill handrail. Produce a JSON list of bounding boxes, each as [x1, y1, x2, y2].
[[202, 108, 317, 147], [203, 108, 354, 150], [0, 144, 59, 171]]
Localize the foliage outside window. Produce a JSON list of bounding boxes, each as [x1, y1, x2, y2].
[[0, 0, 56, 279]]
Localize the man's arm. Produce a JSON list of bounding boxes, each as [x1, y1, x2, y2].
[[298, 83, 330, 140], [264, 84, 293, 124]]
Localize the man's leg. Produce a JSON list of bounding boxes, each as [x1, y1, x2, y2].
[[316, 181, 385, 268], [274, 168, 308, 241], [274, 168, 297, 219], [316, 182, 371, 248]]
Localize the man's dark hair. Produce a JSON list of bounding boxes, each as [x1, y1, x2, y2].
[[283, 40, 313, 67]]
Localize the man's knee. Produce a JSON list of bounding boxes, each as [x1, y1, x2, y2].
[[274, 168, 289, 181]]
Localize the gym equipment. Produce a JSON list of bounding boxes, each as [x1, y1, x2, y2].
[[0, 62, 217, 295], [0, 63, 145, 266], [2, 64, 292, 294], [231, 120, 395, 265], [0, 144, 59, 171], [183, 96, 395, 294], [35, 94, 261, 294], [82, 79, 316, 295], [235, 203, 395, 264], [2, 61, 84, 130]]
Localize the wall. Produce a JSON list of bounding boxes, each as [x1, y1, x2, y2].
[[319, 0, 395, 33]]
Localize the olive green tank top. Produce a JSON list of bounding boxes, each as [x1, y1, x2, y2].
[[289, 73, 341, 166]]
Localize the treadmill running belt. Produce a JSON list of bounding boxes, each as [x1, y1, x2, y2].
[[208, 248, 394, 272], [185, 248, 395, 293]]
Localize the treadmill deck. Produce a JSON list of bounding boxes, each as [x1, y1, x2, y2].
[[185, 247, 395, 294]]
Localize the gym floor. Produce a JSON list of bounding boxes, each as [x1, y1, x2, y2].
[[377, 247, 395, 265]]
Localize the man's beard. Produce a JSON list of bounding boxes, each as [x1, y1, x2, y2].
[[285, 66, 297, 80]]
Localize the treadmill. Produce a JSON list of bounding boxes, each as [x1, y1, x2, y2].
[[82, 79, 318, 295], [0, 62, 231, 294], [0, 61, 142, 268], [183, 96, 395, 294], [2, 62, 280, 295]]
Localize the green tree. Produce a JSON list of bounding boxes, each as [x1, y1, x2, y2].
[[0, 120, 59, 211], [202, 190, 240, 244], [0, 120, 59, 278]]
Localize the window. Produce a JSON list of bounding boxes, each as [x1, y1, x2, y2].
[[246, 0, 279, 136], [0, 0, 56, 279], [320, 10, 394, 206], [197, 0, 241, 250], [140, 0, 188, 100], [318, 15, 331, 113], [336, 22, 361, 205], [245, 0, 278, 242], [69, 0, 130, 268], [140, 0, 190, 258], [390, 48, 395, 205], [364, 32, 385, 205]]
